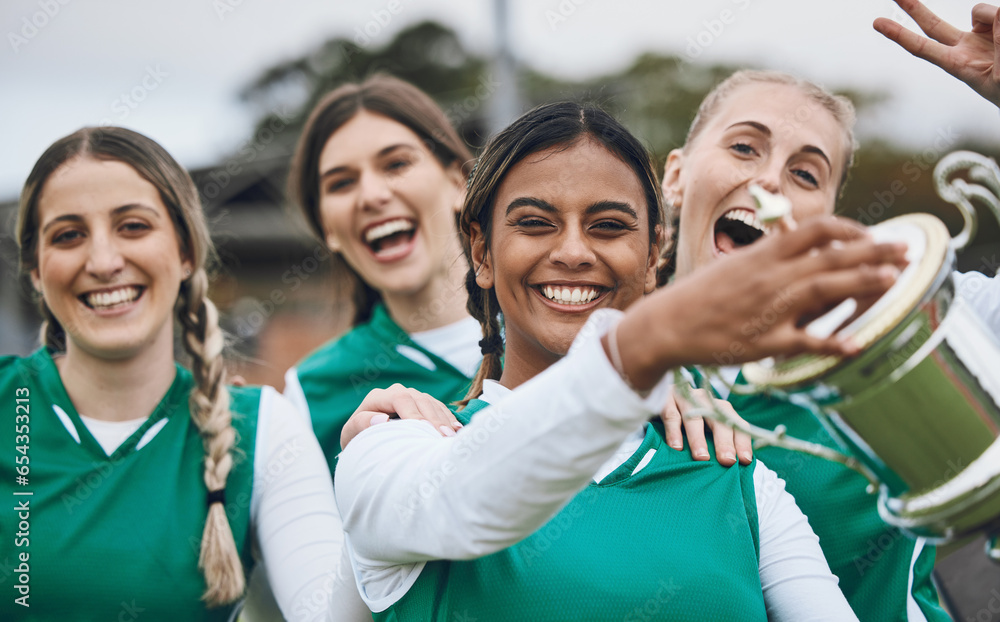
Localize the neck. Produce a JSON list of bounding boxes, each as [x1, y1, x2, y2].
[[497, 345, 561, 393], [56, 332, 178, 423], [382, 248, 471, 334]]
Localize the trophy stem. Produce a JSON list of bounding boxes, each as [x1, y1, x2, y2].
[[672, 369, 881, 492]]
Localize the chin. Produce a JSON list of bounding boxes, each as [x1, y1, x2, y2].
[[542, 332, 579, 360]]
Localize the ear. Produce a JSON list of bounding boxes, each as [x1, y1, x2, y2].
[[325, 230, 342, 254], [30, 268, 41, 294], [662, 149, 685, 211], [469, 221, 493, 290], [446, 162, 468, 214], [645, 224, 662, 294]]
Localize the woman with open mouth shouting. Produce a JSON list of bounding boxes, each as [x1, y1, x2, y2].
[[334, 101, 908, 620], [657, 59, 996, 617], [283, 75, 478, 472], [0, 127, 346, 621], [283, 74, 748, 479]]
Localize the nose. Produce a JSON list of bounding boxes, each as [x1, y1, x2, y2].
[[357, 169, 392, 211], [85, 234, 125, 280], [549, 226, 596, 269], [751, 157, 783, 195]]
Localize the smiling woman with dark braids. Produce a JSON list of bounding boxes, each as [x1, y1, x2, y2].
[[334, 100, 909, 621], [284, 74, 747, 478]]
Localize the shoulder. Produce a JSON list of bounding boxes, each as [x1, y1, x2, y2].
[[0, 349, 52, 389], [227, 382, 264, 413], [251, 387, 329, 478], [0, 355, 23, 392], [257, 387, 311, 435], [454, 398, 488, 425], [295, 322, 383, 376], [0, 354, 20, 377]]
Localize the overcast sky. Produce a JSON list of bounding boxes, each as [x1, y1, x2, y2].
[[1, 0, 996, 200]]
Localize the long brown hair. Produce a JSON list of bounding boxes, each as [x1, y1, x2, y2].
[[288, 73, 474, 325], [458, 102, 664, 405], [17, 126, 245, 606]]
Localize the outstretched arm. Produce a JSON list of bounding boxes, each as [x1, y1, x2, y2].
[[874, 0, 1000, 107]]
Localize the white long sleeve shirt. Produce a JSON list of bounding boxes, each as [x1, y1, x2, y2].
[[336, 309, 858, 620]]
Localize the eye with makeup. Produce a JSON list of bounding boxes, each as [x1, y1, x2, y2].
[[119, 219, 152, 236], [512, 214, 554, 231], [323, 175, 354, 194], [590, 218, 633, 234], [384, 157, 414, 174], [730, 141, 758, 157], [792, 168, 819, 187], [51, 227, 84, 246]]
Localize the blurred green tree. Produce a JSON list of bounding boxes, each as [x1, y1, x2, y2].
[[241, 19, 999, 271]]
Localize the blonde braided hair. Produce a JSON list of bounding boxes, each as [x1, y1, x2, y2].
[[178, 268, 244, 604], [16, 127, 244, 606]]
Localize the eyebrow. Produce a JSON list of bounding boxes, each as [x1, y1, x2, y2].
[[320, 143, 418, 179], [726, 121, 832, 171], [505, 197, 638, 219], [41, 203, 161, 234]]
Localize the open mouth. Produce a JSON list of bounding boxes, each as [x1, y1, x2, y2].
[[363, 218, 417, 257], [714, 208, 766, 255], [536, 284, 607, 306], [81, 286, 144, 310]]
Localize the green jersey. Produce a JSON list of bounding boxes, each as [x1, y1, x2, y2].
[[728, 376, 949, 621], [377, 399, 766, 622], [287, 303, 472, 473], [0, 348, 258, 621]]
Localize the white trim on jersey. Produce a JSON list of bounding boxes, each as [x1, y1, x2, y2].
[[135, 418, 168, 451], [52, 405, 81, 444], [394, 344, 437, 371], [906, 537, 930, 622]]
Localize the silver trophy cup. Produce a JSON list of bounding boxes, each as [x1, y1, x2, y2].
[[700, 151, 1000, 557]]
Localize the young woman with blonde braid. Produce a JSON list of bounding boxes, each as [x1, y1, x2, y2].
[[0, 127, 347, 621]]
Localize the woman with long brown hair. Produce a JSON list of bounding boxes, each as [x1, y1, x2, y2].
[[285, 74, 746, 471]]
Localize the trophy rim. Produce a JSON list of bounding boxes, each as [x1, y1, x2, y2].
[[742, 213, 952, 388]]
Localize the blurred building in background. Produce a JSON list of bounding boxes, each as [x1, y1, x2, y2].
[[3, 19, 999, 389]]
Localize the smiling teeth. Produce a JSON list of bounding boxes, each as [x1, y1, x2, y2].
[[86, 286, 140, 309], [543, 286, 598, 305], [722, 209, 765, 234], [365, 219, 415, 243]]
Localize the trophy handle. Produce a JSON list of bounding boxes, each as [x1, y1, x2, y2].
[[673, 368, 882, 492], [933, 150, 1000, 261], [987, 534, 1000, 562]]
